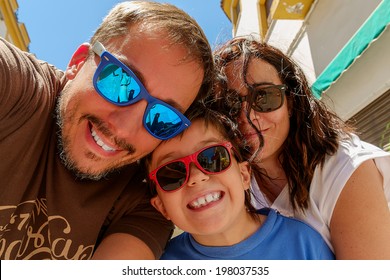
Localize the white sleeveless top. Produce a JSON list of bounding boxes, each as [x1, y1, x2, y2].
[[251, 134, 390, 251]]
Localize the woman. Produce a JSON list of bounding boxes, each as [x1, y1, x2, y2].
[[210, 36, 390, 259]]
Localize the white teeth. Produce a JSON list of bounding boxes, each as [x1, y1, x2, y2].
[[189, 192, 222, 209], [205, 194, 214, 203], [192, 200, 200, 207], [96, 139, 104, 146], [91, 128, 116, 152], [102, 143, 115, 152]]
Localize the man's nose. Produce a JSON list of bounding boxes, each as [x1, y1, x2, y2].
[[106, 99, 147, 138]]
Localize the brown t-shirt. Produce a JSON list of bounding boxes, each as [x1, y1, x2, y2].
[[0, 38, 173, 259]]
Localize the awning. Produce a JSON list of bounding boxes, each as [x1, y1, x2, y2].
[[311, 0, 390, 98]]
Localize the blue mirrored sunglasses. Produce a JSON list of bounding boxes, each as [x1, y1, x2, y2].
[[91, 41, 191, 140]]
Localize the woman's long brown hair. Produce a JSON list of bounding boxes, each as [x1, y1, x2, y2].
[[210, 36, 354, 211]]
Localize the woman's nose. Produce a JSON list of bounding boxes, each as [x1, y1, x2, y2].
[[238, 102, 259, 122]]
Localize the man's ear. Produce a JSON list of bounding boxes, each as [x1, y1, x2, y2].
[[65, 43, 90, 79], [150, 196, 171, 220], [239, 161, 251, 190]]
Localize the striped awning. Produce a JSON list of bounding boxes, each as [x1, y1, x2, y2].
[[311, 0, 390, 98]]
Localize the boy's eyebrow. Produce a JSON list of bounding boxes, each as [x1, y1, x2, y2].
[[152, 137, 224, 167]]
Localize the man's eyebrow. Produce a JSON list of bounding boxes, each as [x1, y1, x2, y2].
[[118, 56, 187, 113], [161, 98, 186, 113], [122, 60, 148, 86], [109, 52, 145, 83]]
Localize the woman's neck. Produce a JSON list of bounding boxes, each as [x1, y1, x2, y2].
[[255, 157, 287, 203]]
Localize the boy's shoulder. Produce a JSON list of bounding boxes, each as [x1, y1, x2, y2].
[[258, 207, 324, 237], [161, 232, 192, 259]]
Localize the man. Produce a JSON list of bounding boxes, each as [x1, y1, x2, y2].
[[0, 1, 213, 259]]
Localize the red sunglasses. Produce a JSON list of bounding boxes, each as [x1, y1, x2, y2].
[[149, 142, 234, 192]]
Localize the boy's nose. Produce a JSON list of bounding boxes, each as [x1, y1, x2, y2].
[[186, 163, 210, 187]]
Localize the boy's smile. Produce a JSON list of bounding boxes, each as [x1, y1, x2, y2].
[[150, 119, 258, 246]]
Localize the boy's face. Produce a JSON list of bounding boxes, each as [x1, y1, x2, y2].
[[149, 119, 252, 242]]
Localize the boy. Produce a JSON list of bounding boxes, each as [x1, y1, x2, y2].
[[145, 108, 334, 259]]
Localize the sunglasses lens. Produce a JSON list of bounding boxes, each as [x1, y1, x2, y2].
[[145, 104, 184, 139], [156, 161, 187, 191], [95, 64, 141, 104], [253, 87, 283, 112], [198, 146, 231, 173], [154, 144, 232, 192]]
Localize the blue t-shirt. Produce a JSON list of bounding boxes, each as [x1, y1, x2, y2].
[[161, 208, 334, 260]]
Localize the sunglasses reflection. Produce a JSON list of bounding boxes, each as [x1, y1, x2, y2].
[[93, 41, 191, 140], [151, 143, 233, 192]]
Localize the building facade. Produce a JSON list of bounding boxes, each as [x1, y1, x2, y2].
[[0, 0, 29, 51], [221, 0, 390, 151]]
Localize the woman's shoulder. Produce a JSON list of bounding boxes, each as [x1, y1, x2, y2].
[[310, 134, 390, 225], [338, 134, 389, 157], [324, 134, 389, 169]]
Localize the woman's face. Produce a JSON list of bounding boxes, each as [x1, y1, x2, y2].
[[225, 58, 290, 164]]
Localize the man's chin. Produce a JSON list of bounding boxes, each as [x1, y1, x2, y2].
[[65, 161, 109, 181], [72, 168, 110, 181], [58, 152, 109, 181], [57, 134, 132, 181]]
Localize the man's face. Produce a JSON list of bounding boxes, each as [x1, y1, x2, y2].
[[57, 31, 204, 180]]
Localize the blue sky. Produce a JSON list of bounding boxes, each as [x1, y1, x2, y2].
[[17, 0, 232, 70]]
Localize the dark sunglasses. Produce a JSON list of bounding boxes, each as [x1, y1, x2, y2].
[[92, 41, 191, 140], [240, 84, 286, 113], [149, 142, 234, 192]]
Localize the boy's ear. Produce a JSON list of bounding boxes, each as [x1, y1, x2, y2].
[[150, 196, 171, 220], [239, 161, 251, 190], [65, 43, 90, 79]]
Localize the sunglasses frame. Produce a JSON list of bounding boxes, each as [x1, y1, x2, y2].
[[91, 41, 191, 140], [149, 142, 234, 192], [240, 84, 287, 113]]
